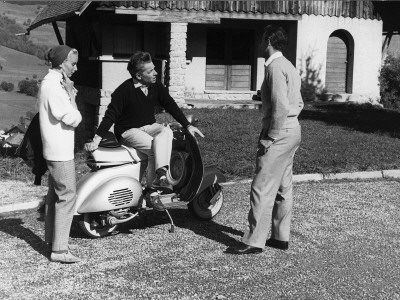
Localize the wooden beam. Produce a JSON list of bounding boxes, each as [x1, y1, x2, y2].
[[115, 8, 302, 23], [52, 21, 64, 45], [116, 9, 220, 24]]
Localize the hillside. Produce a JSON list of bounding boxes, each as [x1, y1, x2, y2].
[[0, 45, 48, 86], [0, 2, 65, 131], [0, 1, 65, 49], [0, 46, 48, 130]]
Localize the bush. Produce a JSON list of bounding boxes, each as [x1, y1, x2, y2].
[[18, 79, 38, 97], [0, 81, 13, 91], [380, 55, 400, 110], [7, 82, 14, 91]]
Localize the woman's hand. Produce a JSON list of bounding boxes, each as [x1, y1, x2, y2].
[[61, 71, 75, 94]]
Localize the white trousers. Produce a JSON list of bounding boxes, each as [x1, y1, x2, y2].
[[242, 125, 301, 248], [120, 123, 173, 187]]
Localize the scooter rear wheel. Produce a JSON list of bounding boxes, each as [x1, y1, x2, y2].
[[188, 184, 224, 220], [79, 213, 118, 238]]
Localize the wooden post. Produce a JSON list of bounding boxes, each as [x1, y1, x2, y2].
[[52, 21, 64, 45], [382, 31, 393, 65]]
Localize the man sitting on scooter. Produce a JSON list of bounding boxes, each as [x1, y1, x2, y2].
[[84, 51, 204, 193]]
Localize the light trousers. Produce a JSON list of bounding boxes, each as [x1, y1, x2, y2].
[[120, 123, 173, 187], [45, 160, 77, 252], [242, 125, 301, 248]]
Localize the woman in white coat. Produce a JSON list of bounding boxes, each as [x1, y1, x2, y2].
[[36, 45, 82, 263]]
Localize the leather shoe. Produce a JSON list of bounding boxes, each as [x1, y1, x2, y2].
[[226, 243, 263, 255], [50, 251, 81, 264], [265, 238, 289, 250]]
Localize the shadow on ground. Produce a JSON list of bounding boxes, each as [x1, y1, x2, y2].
[[300, 102, 400, 137], [0, 217, 48, 258], [70, 207, 243, 247]]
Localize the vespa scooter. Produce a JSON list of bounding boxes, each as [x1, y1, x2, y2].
[[74, 123, 226, 238]]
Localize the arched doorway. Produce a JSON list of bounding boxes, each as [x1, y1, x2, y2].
[[325, 30, 354, 94]]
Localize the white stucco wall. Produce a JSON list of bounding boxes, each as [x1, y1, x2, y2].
[[185, 57, 206, 93], [101, 59, 131, 91], [296, 15, 382, 98]]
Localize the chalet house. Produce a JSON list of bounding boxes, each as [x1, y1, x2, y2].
[[5, 124, 27, 137], [0, 132, 24, 149], [26, 1, 395, 135]]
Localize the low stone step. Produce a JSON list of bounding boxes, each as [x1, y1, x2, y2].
[[187, 90, 258, 101]]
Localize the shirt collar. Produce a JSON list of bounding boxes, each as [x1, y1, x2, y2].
[[264, 51, 283, 67], [133, 79, 148, 89]]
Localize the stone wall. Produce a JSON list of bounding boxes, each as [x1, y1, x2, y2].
[[168, 23, 188, 105]]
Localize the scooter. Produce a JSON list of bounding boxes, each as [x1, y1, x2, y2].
[[74, 122, 226, 238]]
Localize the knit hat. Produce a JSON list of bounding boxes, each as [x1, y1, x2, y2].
[[45, 45, 73, 68]]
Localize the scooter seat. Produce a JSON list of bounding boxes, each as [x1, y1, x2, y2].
[[99, 131, 120, 148], [89, 146, 145, 167]]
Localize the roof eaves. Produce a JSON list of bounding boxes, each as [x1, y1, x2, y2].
[[27, 1, 90, 32]]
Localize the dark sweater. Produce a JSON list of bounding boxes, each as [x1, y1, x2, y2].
[[96, 80, 190, 139]]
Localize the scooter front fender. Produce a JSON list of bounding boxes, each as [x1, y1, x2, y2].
[[75, 164, 142, 215], [197, 165, 226, 195]]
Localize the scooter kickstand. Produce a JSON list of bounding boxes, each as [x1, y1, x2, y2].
[[164, 209, 175, 233]]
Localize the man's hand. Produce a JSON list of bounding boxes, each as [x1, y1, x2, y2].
[[257, 139, 274, 156], [84, 135, 102, 152], [187, 125, 205, 138]]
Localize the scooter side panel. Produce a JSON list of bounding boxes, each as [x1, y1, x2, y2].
[[75, 164, 142, 215]]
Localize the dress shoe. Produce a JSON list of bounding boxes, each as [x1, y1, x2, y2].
[[265, 238, 289, 250], [50, 251, 81, 264], [227, 243, 263, 255], [151, 175, 173, 193], [145, 190, 166, 211]]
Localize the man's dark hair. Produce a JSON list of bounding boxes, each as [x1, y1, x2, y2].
[[127, 51, 152, 78], [262, 25, 288, 52]]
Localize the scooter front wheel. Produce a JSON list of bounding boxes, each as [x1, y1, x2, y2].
[[188, 184, 224, 220], [79, 213, 118, 238]]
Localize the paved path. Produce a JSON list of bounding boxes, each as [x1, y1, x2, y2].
[[0, 179, 399, 299]]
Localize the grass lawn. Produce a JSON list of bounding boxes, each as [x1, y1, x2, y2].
[[158, 102, 400, 179], [2, 102, 400, 183]]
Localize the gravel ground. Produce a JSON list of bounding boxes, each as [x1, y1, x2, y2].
[[0, 179, 399, 300]]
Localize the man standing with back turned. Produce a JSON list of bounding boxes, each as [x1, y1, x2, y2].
[[84, 51, 203, 193], [229, 25, 304, 254]]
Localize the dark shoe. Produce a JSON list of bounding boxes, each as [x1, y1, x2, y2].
[[265, 238, 289, 250], [37, 203, 45, 213], [226, 243, 263, 255], [50, 251, 81, 264], [145, 190, 166, 211], [151, 175, 173, 193]]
